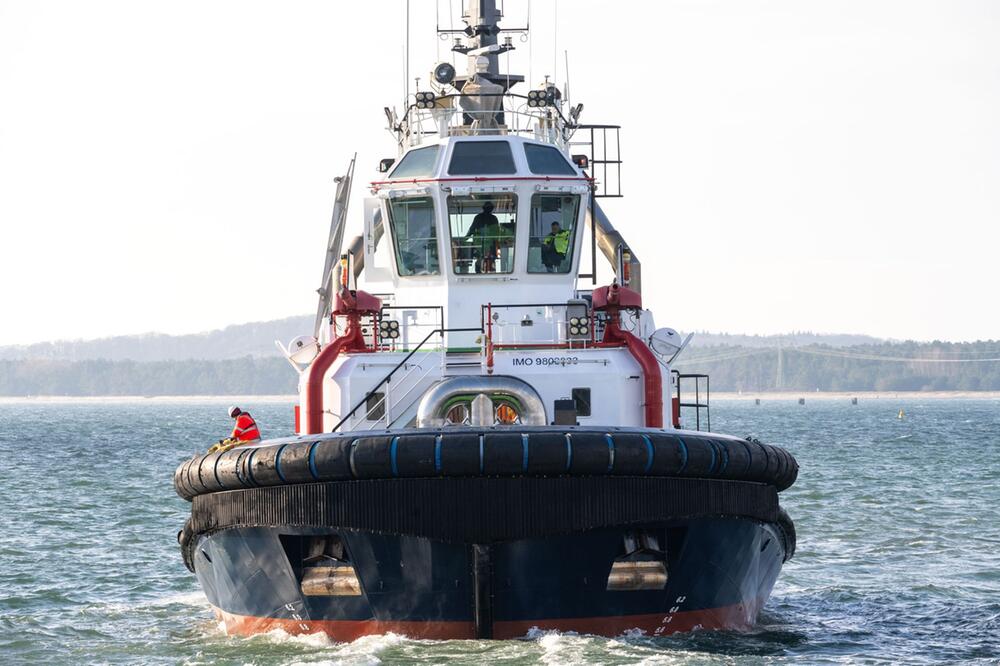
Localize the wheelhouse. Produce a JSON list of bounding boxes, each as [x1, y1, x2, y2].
[[364, 137, 592, 333]]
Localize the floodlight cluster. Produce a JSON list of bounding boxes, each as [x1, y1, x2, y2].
[[379, 319, 401, 339], [415, 91, 436, 109], [568, 316, 590, 337], [527, 89, 554, 107]]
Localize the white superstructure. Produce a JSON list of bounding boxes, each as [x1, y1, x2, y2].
[[284, 0, 703, 437]]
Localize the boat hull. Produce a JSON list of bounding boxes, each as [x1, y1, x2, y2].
[[193, 516, 787, 640]]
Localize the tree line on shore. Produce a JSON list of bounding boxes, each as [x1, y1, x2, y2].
[[1, 340, 999, 396], [0, 357, 296, 396], [674, 341, 1000, 392]]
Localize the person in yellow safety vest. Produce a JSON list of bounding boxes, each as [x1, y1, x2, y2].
[[541, 221, 571, 272], [228, 406, 261, 443]]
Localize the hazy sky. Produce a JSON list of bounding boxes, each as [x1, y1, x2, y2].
[[1, 0, 998, 345]]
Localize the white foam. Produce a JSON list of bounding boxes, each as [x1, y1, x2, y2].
[[250, 630, 410, 666], [254, 627, 337, 649], [617, 628, 648, 639], [148, 591, 208, 608], [89, 590, 209, 615], [522, 629, 592, 666]]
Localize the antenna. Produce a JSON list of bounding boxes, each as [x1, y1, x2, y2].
[[404, 0, 410, 105], [528, 0, 533, 86], [564, 50, 570, 109], [552, 0, 558, 89]]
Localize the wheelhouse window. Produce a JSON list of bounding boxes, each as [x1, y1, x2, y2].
[[528, 194, 579, 273], [524, 144, 577, 175], [448, 194, 517, 274], [448, 141, 516, 175], [389, 145, 440, 179], [386, 197, 439, 276]]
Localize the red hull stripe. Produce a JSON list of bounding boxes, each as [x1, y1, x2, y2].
[[215, 606, 476, 640], [214, 601, 758, 641], [493, 602, 757, 639]]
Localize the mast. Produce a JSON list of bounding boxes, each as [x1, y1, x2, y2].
[[444, 0, 523, 90], [464, 0, 502, 76]]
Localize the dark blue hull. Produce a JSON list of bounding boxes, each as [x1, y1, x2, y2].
[[193, 516, 787, 640]]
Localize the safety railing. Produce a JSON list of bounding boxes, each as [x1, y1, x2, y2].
[[673, 371, 711, 432], [398, 92, 575, 149], [376, 305, 445, 352], [481, 302, 597, 349], [331, 326, 482, 433]]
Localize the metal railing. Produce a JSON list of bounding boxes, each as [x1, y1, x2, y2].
[[331, 326, 482, 433], [673, 371, 711, 432], [376, 305, 445, 352], [480, 302, 598, 349], [398, 92, 575, 149]]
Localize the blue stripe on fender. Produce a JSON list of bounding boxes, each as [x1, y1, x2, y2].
[[274, 444, 288, 483], [706, 439, 717, 475], [308, 441, 320, 480], [434, 435, 443, 473], [390, 437, 399, 477], [641, 434, 654, 473], [245, 449, 258, 486], [478, 434, 485, 473], [677, 437, 688, 473], [565, 434, 573, 471], [521, 434, 529, 472], [213, 453, 225, 488], [605, 434, 615, 472]]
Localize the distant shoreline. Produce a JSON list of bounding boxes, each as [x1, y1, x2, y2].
[[1, 391, 999, 404], [713, 391, 1000, 401], [0, 395, 299, 404]]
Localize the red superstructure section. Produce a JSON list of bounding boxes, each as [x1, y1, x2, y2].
[[301, 289, 381, 435], [595, 284, 663, 429]]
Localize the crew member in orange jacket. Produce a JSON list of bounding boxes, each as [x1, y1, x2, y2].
[[228, 406, 261, 443]]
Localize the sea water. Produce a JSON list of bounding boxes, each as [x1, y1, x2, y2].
[[0, 398, 998, 665]]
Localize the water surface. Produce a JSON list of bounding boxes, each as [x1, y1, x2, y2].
[[1, 398, 998, 664]]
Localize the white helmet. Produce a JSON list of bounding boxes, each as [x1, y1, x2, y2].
[[228, 406, 241, 418]]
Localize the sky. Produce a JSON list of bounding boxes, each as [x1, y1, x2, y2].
[[1, 0, 998, 345]]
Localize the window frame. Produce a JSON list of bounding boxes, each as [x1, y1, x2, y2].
[[572, 388, 592, 417], [366, 392, 386, 421], [524, 143, 577, 176], [526, 193, 580, 274], [388, 144, 442, 180], [446, 193, 519, 276], [385, 196, 441, 277], [447, 140, 518, 176]]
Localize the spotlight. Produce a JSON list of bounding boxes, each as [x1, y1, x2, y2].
[[415, 91, 436, 109], [433, 62, 456, 85]]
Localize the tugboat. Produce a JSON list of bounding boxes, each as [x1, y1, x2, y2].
[[174, 0, 797, 641]]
